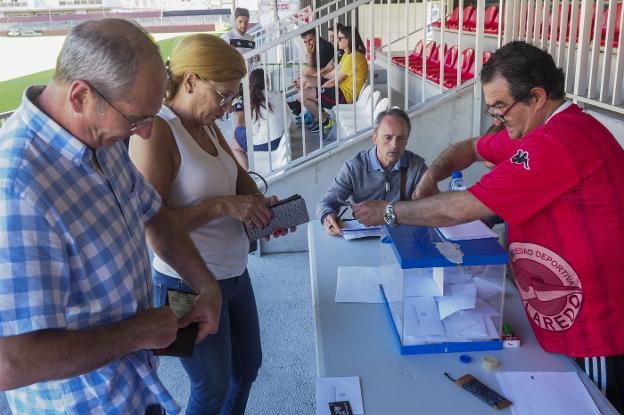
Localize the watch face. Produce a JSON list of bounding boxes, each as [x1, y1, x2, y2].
[[384, 204, 396, 226]]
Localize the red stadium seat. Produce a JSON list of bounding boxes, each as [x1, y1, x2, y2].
[[412, 42, 442, 75], [443, 48, 475, 88], [409, 41, 437, 74], [482, 51, 493, 64], [427, 45, 459, 83], [392, 39, 424, 67], [484, 5, 500, 34], [450, 5, 476, 30], [432, 6, 460, 28]]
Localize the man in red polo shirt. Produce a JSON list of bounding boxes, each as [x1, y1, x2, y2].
[[353, 41, 624, 412]]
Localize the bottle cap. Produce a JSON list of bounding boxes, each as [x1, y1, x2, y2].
[[459, 354, 472, 363], [451, 171, 463, 179]]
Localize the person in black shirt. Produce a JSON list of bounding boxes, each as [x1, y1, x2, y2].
[[290, 29, 341, 122]]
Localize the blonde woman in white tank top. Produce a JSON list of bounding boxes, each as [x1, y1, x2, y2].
[[130, 34, 291, 415]]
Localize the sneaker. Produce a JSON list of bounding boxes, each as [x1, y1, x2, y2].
[[294, 114, 303, 126], [308, 120, 320, 133], [303, 111, 314, 125], [322, 117, 336, 136]]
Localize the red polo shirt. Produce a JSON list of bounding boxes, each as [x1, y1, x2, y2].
[[470, 104, 624, 357]]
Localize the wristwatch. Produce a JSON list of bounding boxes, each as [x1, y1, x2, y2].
[[383, 202, 398, 227]]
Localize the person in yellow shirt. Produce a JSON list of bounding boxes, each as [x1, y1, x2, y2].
[[301, 26, 368, 136]]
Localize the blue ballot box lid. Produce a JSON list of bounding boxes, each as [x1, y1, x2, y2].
[[383, 225, 508, 268]]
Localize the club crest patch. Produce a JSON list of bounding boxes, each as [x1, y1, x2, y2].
[[509, 242, 583, 332], [511, 149, 530, 170]]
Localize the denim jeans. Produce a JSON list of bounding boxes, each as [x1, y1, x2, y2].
[[152, 269, 262, 415]]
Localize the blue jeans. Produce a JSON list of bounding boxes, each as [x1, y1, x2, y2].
[[153, 269, 262, 415]]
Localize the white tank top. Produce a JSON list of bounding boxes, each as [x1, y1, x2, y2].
[[153, 105, 249, 280]]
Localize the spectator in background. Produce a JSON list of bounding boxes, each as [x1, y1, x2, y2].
[[130, 34, 291, 415], [222, 7, 255, 58], [302, 25, 368, 135], [230, 68, 292, 170], [317, 108, 427, 236], [289, 28, 339, 125], [0, 19, 222, 415], [327, 22, 345, 63]]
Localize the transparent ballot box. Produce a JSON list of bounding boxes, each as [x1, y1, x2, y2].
[[379, 225, 508, 354]]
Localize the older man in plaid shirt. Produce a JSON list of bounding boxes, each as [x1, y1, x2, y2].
[[0, 19, 222, 414]]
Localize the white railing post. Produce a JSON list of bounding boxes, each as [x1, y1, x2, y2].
[[421, 0, 428, 102], [262, 56, 273, 173], [458, 0, 465, 87], [612, 8, 624, 106], [387, 0, 392, 106], [351, 11, 357, 133], [404, 0, 410, 108], [472, 0, 485, 137], [588, 0, 605, 99], [573, 0, 593, 99], [548, 0, 561, 55], [242, 71, 255, 173], [565, 0, 581, 93], [369, 0, 375, 126], [279, 43, 291, 165]]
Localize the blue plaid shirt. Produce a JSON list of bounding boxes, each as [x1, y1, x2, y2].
[[0, 87, 180, 414]]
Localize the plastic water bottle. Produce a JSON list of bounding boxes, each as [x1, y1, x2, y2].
[[449, 171, 467, 191]]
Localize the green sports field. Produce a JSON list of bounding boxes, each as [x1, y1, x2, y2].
[[0, 35, 183, 114]]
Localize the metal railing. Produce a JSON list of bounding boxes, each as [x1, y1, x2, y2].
[[239, 0, 496, 178], [501, 0, 624, 114]]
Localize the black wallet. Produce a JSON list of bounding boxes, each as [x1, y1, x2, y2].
[[246, 194, 310, 240], [154, 323, 199, 357], [152, 289, 199, 357]]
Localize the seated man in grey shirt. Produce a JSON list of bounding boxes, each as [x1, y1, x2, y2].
[[317, 108, 427, 235]]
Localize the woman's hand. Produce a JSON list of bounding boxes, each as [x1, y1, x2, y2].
[[225, 195, 272, 229]]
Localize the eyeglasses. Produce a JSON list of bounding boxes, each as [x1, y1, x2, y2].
[[485, 100, 519, 124], [84, 81, 155, 133], [195, 75, 240, 108]]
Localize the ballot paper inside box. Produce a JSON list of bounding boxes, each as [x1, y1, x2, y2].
[[379, 225, 508, 355]]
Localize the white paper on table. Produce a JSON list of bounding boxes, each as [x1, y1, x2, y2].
[[315, 376, 364, 415], [341, 221, 382, 240], [437, 220, 498, 241], [335, 266, 400, 303], [495, 372, 600, 415], [474, 276, 503, 299], [404, 267, 444, 297], [442, 313, 488, 338], [404, 297, 446, 337], [460, 298, 501, 317], [436, 282, 477, 319]]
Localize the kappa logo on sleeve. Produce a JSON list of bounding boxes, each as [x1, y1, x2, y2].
[[511, 149, 530, 170]]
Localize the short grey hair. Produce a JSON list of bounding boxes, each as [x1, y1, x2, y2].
[[373, 107, 411, 137], [54, 18, 162, 101]]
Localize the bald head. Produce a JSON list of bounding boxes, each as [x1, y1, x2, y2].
[[54, 18, 165, 102]]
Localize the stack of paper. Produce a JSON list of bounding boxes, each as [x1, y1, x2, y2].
[[437, 220, 498, 241], [341, 221, 382, 240]]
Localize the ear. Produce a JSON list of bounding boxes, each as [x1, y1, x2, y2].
[[371, 130, 378, 145], [183, 72, 198, 94], [531, 87, 548, 109], [68, 80, 91, 114]]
